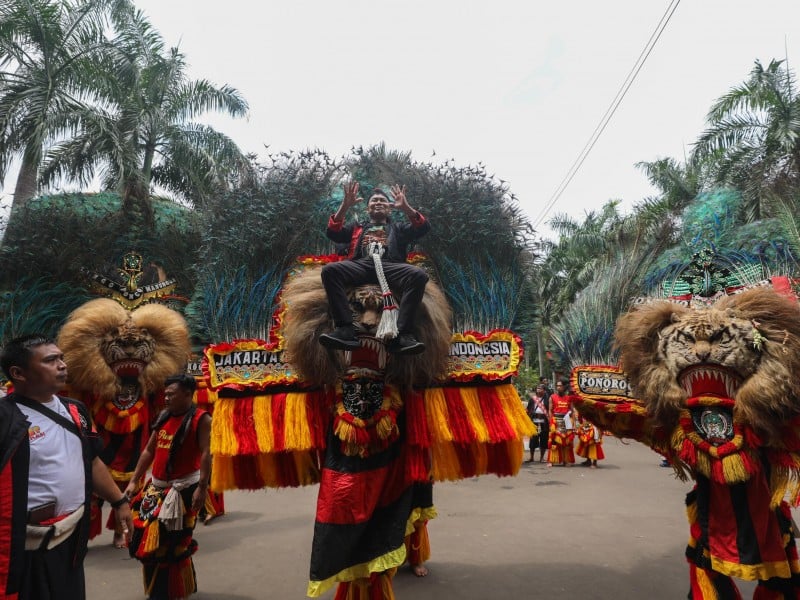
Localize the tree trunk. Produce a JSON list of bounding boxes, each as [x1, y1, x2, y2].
[[12, 156, 39, 208], [537, 330, 546, 377], [4, 155, 40, 242]]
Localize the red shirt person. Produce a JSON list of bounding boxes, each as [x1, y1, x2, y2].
[[547, 379, 577, 466], [125, 374, 211, 600]]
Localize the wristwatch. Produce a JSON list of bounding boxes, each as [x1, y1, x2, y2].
[[110, 495, 130, 509]]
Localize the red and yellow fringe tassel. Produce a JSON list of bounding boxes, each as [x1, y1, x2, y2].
[[92, 397, 149, 434], [333, 569, 397, 600], [211, 382, 536, 489], [193, 381, 218, 414], [210, 389, 332, 490], [333, 387, 403, 457], [405, 522, 431, 567], [410, 383, 534, 482]]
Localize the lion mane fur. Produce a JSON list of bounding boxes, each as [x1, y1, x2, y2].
[[614, 286, 800, 442], [281, 267, 452, 388], [57, 298, 191, 399]]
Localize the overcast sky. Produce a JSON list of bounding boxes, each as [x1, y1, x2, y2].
[[3, 0, 798, 237]]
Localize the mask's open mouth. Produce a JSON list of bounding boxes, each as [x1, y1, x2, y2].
[[678, 365, 742, 398], [111, 359, 146, 378]]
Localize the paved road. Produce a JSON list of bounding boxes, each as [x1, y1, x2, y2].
[[86, 439, 763, 599]]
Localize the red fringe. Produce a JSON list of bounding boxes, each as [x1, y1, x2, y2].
[[766, 450, 800, 469], [405, 446, 430, 482], [744, 428, 762, 448], [453, 443, 478, 478], [333, 571, 395, 600], [404, 390, 430, 448], [442, 388, 476, 443], [232, 396, 259, 455], [309, 390, 333, 449], [710, 459, 724, 483], [276, 454, 300, 487], [680, 439, 697, 465], [232, 455, 265, 489], [167, 557, 195, 598], [271, 393, 287, 451], [487, 442, 514, 476], [740, 451, 759, 476], [477, 387, 515, 442]]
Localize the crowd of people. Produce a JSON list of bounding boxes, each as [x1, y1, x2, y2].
[[525, 377, 605, 468]]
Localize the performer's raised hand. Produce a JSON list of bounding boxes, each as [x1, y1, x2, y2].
[[342, 181, 362, 210], [390, 184, 408, 210], [333, 181, 362, 223], [391, 184, 418, 218]]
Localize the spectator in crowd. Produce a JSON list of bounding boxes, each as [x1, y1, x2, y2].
[[526, 384, 550, 462]]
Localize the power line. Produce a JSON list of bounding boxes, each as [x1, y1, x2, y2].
[[531, 0, 681, 230]]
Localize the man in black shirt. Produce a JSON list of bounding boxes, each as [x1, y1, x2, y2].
[[319, 182, 430, 355]]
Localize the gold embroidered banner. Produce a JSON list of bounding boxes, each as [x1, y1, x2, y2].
[[204, 339, 297, 390], [570, 365, 634, 402], [446, 329, 522, 382]]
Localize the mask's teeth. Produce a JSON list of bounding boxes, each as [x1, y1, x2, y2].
[[378, 347, 386, 369]]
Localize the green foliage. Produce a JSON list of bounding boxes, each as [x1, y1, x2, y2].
[[0, 192, 200, 295], [39, 11, 251, 219], [197, 150, 344, 277], [0, 277, 90, 343], [549, 243, 662, 368], [513, 364, 540, 398], [693, 59, 800, 222]]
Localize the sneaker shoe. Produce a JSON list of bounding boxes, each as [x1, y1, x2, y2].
[[387, 334, 425, 355], [319, 325, 361, 350]]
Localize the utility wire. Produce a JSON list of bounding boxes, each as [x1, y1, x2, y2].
[[532, 0, 681, 230]]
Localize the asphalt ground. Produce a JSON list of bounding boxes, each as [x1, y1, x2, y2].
[[85, 439, 765, 599]]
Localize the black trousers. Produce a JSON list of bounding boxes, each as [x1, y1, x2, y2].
[[20, 528, 85, 600], [320, 258, 428, 333]]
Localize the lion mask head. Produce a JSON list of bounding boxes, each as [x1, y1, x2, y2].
[[280, 266, 452, 388], [58, 298, 191, 402], [614, 287, 800, 441]]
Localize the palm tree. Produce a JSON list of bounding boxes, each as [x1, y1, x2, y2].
[[693, 59, 800, 222], [636, 156, 702, 213], [39, 10, 250, 221], [0, 0, 132, 216]]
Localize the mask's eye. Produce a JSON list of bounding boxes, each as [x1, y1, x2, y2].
[[709, 329, 731, 344]]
